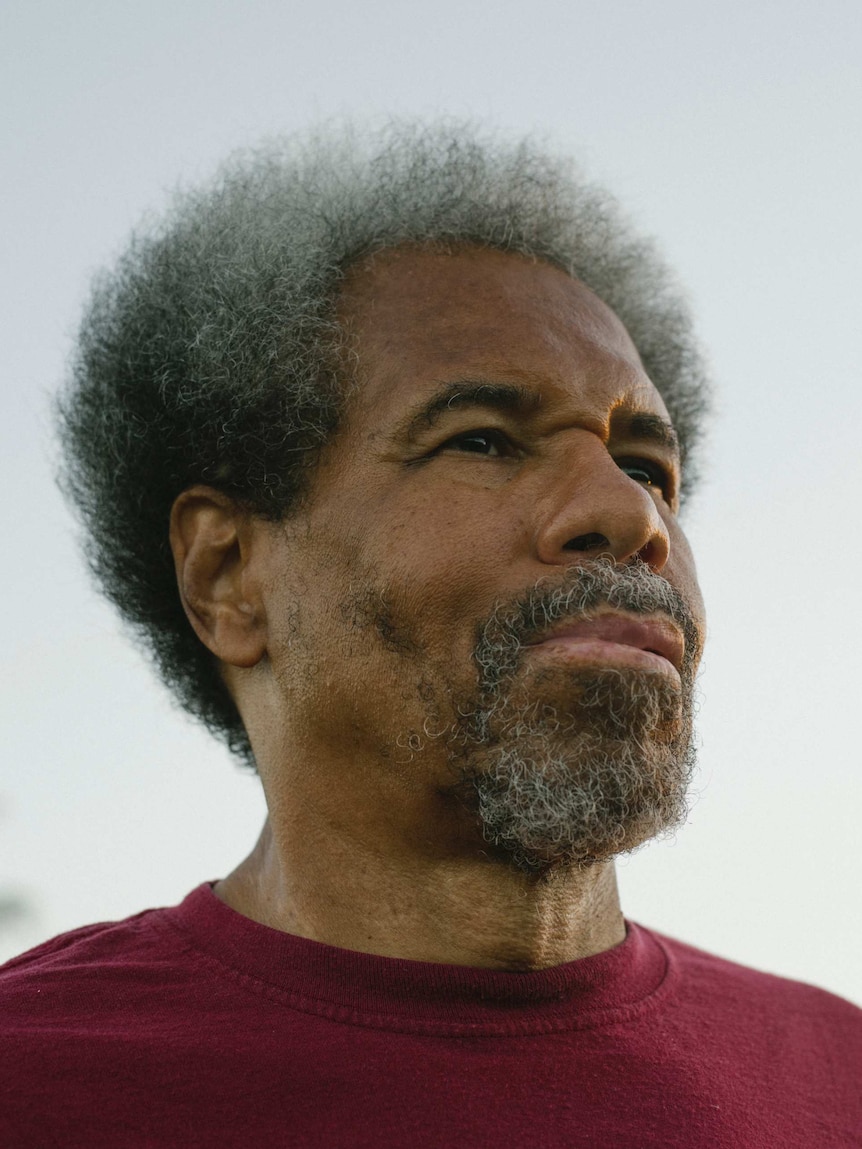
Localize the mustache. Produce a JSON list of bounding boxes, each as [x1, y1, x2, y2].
[[474, 556, 702, 690]]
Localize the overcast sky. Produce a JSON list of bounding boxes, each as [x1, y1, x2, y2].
[[2, 0, 860, 1004]]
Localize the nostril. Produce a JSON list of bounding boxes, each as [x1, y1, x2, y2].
[[637, 536, 668, 572], [564, 532, 611, 552]]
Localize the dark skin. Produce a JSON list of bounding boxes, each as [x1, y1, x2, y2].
[[169, 246, 706, 971]]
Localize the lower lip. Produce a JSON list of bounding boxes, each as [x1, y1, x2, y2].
[[527, 638, 680, 680]]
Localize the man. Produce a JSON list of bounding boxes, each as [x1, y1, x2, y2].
[[2, 123, 859, 1147]]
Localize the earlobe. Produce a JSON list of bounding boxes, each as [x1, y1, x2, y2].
[[169, 486, 267, 668]]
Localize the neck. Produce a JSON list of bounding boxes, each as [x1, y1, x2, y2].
[[215, 814, 625, 972]]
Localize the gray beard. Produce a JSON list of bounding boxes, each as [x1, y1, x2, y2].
[[444, 558, 701, 875]]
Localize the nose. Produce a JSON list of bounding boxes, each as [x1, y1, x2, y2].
[[535, 434, 671, 572]]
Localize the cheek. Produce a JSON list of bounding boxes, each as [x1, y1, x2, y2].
[[360, 490, 530, 645], [665, 522, 706, 645]]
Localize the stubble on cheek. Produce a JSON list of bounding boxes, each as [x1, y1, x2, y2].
[[338, 583, 424, 657], [325, 579, 455, 766]]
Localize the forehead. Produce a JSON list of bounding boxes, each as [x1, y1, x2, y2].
[[337, 245, 670, 427]]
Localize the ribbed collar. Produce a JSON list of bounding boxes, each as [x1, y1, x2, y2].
[[162, 883, 675, 1036]]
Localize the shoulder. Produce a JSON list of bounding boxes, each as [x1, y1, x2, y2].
[[649, 926, 862, 1041], [0, 891, 205, 1034]]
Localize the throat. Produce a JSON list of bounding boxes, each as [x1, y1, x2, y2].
[[216, 822, 625, 971]]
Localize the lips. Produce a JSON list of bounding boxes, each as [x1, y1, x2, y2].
[[528, 612, 685, 672]]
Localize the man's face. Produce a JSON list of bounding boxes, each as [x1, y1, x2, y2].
[[255, 245, 706, 872]]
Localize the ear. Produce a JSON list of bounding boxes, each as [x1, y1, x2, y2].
[[169, 486, 268, 668]]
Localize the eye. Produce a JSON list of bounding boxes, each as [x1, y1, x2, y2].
[[441, 429, 515, 457], [616, 456, 672, 495]]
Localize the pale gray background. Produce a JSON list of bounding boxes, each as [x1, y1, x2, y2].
[[2, 0, 860, 1003]]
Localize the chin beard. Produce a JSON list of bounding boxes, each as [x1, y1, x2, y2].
[[443, 559, 702, 876], [453, 667, 696, 875]]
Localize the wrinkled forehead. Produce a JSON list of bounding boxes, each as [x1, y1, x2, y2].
[[335, 244, 669, 426]]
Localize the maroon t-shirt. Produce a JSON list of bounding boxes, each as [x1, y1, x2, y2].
[[1, 883, 859, 1147]]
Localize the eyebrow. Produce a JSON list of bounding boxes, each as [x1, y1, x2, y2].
[[398, 380, 542, 444], [620, 412, 680, 455]]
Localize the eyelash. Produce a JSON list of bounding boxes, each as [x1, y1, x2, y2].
[[439, 430, 674, 499]]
